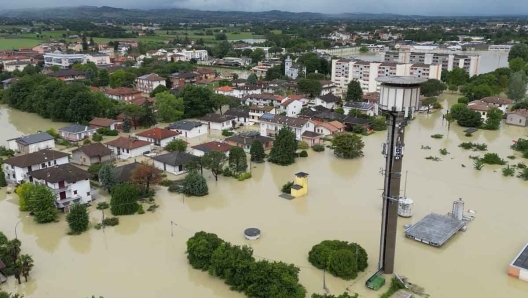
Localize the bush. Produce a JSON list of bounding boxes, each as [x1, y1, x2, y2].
[[465, 132, 473, 137], [474, 158, 484, 170], [517, 162, 527, 169], [138, 204, 145, 214], [94, 223, 102, 230], [379, 278, 405, 298], [281, 181, 294, 194], [159, 179, 173, 187], [507, 155, 516, 160], [430, 134, 443, 139], [512, 138, 528, 152], [92, 133, 103, 142], [222, 168, 233, 177], [110, 184, 139, 216], [312, 144, 325, 152], [96, 127, 119, 136], [458, 142, 487, 151], [425, 156, 440, 161], [96, 202, 109, 210], [88, 163, 103, 179], [503, 166, 515, 177], [518, 168, 528, 180], [83, 139, 92, 145], [352, 125, 366, 135], [168, 181, 184, 193], [458, 97, 469, 104], [66, 204, 89, 235], [56, 139, 71, 147], [371, 116, 387, 131], [480, 153, 506, 165], [46, 128, 60, 139], [308, 240, 368, 280], [221, 129, 234, 137], [523, 150, 528, 159], [102, 217, 119, 226], [299, 150, 308, 157], [182, 170, 208, 197], [439, 148, 449, 155], [0, 146, 15, 157], [237, 172, 252, 181], [433, 102, 442, 109], [297, 141, 309, 150]]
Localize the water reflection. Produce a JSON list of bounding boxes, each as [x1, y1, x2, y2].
[[68, 232, 92, 254]]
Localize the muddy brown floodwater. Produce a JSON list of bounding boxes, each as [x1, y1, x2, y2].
[[1, 95, 528, 298]]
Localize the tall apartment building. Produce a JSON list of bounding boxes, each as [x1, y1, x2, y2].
[[43, 51, 86, 69], [381, 52, 479, 77], [331, 59, 441, 94]]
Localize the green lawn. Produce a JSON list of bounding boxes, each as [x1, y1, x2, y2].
[[0, 38, 42, 50]]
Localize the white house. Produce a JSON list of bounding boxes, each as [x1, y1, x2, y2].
[[134, 73, 166, 94], [279, 98, 302, 117], [243, 94, 282, 107], [7, 132, 55, 154], [343, 101, 376, 116], [200, 114, 237, 131], [224, 108, 250, 125], [259, 114, 317, 141], [320, 81, 338, 96], [58, 124, 97, 142], [191, 141, 232, 157], [468, 97, 513, 120], [166, 120, 207, 138], [180, 49, 208, 61], [315, 93, 341, 109], [135, 127, 180, 147], [284, 56, 306, 79], [105, 137, 152, 159], [30, 163, 92, 209], [2, 149, 70, 184], [151, 151, 198, 175], [3, 61, 34, 72], [315, 121, 346, 136], [249, 105, 276, 123], [85, 53, 111, 65]]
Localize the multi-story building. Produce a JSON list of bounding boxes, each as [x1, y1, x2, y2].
[[331, 59, 442, 94], [381, 51, 479, 77], [104, 87, 142, 102], [249, 105, 276, 123], [43, 51, 86, 69], [2, 149, 69, 184], [134, 73, 166, 94], [85, 53, 111, 65], [259, 114, 317, 141], [180, 50, 208, 61]]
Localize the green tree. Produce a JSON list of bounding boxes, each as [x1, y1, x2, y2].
[[421, 97, 438, 113], [150, 84, 169, 97], [359, 46, 368, 53], [457, 97, 469, 104], [212, 40, 233, 58], [66, 204, 89, 235], [448, 84, 458, 92], [16, 183, 34, 211], [346, 80, 363, 101], [371, 116, 387, 131], [507, 71, 528, 102], [308, 240, 368, 279], [457, 109, 483, 128], [98, 163, 118, 192], [85, 68, 95, 82], [182, 170, 209, 196], [228, 147, 247, 174], [268, 126, 297, 166], [202, 151, 226, 181], [246, 73, 258, 86], [298, 79, 322, 97], [483, 107, 503, 130], [449, 103, 469, 120], [28, 184, 58, 224], [186, 231, 225, 270], [250, 140, 265, 163], [445, 67, 469, 86], [249, 48, 266, 64], [110, 184, 139, 216], [306, 73, 325, 80], [298, 52, 321, 74], [509, 57, 526, 72], [508, 44, 528, 62], [312, 292, 359, 298], [178, 85, 215, 118], [331, 133, 364, 159], [67, 91, 98, 123], [211, 94, 231, 115], [0, 166, 6, 187], [18, 254, 33, 282], [97, 68, 109, 87], [121, 104, 146, 130], [328, 249, 358, 280], [165, 139, 187, 152], [154, 91, 184, 122], [109, 69, 136, 88], [208, 242, 254, 291], [420, 79, 447, 97]]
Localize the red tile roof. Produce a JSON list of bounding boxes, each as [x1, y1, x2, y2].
[[105, 87, 141, 96], [287, 95, 305, 101], [89, 117, 119, 127], [280, 98, 296, 107], [215, 86, 233, 92], [106, 137, 151, 150], [136, 127, 180, 140], [479, 97, 513, 105]]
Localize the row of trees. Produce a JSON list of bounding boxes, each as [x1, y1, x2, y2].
[[186, 231, 306, 298]]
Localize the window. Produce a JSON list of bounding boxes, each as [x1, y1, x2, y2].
[[87, 192, 91, 196], [74, 190, 77, 195], [54, 160, 57, 165]]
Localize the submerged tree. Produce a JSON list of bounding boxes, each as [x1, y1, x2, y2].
[[201, 151, 226, 181], [250, 140, 265, 163], [110, 184, 139, 216], [268, 127, 297, 166], [27, 184, 58, 224], [331, 133, 364, 159], [130, 162, 162, 193], [182, 170, 209, 197], [66, 204, 90, 235], [98, 163, 118, 192], [19, 254, 34, 282], [228, 147, 247, 174]]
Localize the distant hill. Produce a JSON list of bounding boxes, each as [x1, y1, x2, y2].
[[0, 6, 426, 22]]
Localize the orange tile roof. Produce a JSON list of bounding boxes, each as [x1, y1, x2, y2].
[[136, 127, 180, 140], [215, 86, 233, 92], [106, 137, 151, 150], [105, 87, 141, 96]]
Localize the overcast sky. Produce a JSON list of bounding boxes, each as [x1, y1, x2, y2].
[[2, 0, 524, 16]]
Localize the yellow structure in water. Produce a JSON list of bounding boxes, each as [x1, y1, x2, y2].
[[291, 172, 309, 198]]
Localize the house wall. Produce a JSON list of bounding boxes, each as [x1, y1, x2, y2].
[[108, 145, 151, 158], [260, 122, 313, 141], [137, 136, 178, 147], [59, 130, 95, 141], [17, 139, 56, 154], [315, 126, 333, 136], [71, 151, 112, 166], [135, 79, 166, 93], [3, 156, 69, 184], [152, 160, 186, 176], [315, 99, 336, 109], [36, 178, 92, 206], [507, 114, 528, 127], [205, 121, 232, 131], [285, 102, 302, 117]]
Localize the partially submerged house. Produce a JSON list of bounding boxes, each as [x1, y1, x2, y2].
[[151, 151, 198, 175], [315, 121, 346, 136], [191, 141, 232, 157], [58, 124, 96, 142], [259, 113, 318, 141], [225, 131, 274, 152], [105, 137, 152, 159], [114, 162, 142, 183], [30, 163, 92, 209], [2, 149, 70, 184], [200, 114, 237, 131], [136, 127, 180, 147], [89, 118, 121, 130], [71, 142, 113, 166], [225, 108, 250, 125], [166, 120, 207, 138], [506, 109, 528, 127], [7, 132, 55, 154]]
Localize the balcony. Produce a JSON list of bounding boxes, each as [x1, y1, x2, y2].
[[52, 185, 71, 193], [55, 195, 82, 208]]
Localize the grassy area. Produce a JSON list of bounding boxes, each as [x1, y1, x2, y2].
[[0, 38, 42, 49]]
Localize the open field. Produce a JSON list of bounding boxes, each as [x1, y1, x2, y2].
[[0, 38, 42, 49]]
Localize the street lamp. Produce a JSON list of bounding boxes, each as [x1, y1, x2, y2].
[[376, 76, 426, 274], [14, 216, 29, 240]]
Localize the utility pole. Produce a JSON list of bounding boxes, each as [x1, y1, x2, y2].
[[101, 209, 105, 233]]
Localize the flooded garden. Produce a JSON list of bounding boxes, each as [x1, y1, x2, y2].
[[1, 93, 528, 298]]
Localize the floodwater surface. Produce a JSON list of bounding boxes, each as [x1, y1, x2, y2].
[[1, 95, 528, 298]]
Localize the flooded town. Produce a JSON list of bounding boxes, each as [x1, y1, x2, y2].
[[1, 5, 528, 298]]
